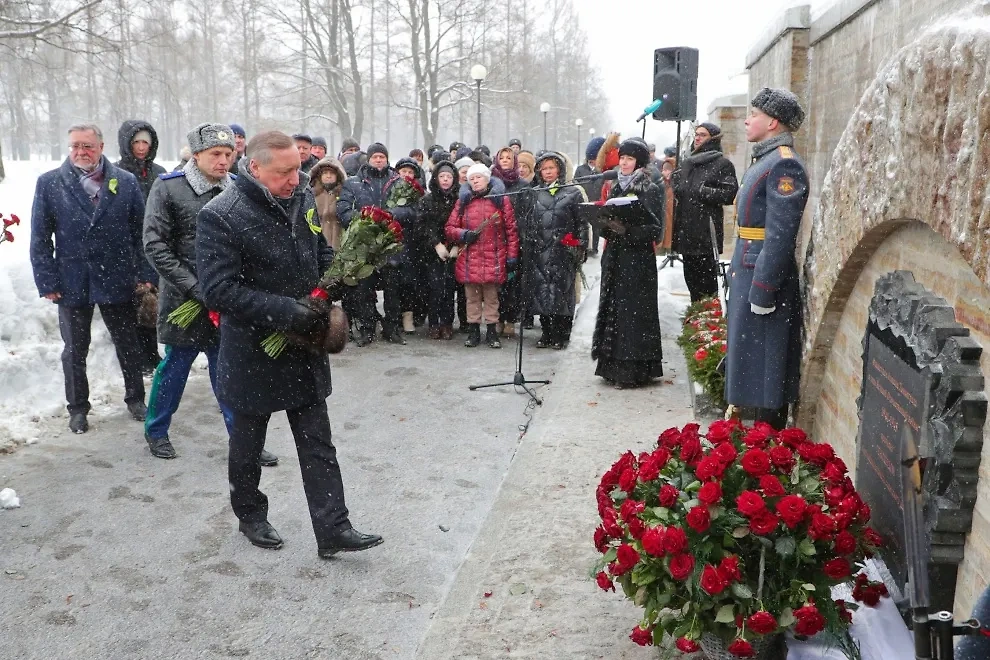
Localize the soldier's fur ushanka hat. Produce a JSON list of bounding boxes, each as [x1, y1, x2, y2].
[[187, 123, 237, 154], [751, 87, 805, 132]]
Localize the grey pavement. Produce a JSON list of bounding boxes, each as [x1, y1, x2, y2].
[[0, 262, 696, 659]]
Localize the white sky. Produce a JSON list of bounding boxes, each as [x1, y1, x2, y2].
[[574, 0, 822, 148]]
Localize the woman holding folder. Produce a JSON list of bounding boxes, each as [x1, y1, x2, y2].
[[591, 138, 665, 388]]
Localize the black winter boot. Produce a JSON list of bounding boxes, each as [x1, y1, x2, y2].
[[486, 324, 501, 349], [464, 324, 481, 347]]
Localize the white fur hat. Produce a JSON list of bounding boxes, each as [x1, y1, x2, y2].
[[466, 162, 491, 180]]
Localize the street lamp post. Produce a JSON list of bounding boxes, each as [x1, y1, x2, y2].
[[575, 118, 583, 162], [540, 102, 551, 150], [471, 64, 487, 146]]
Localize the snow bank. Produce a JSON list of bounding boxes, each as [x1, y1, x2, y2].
[[657, 260, 691, 337], [0, 487, 21, 509]]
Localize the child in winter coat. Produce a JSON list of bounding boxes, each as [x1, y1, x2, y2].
[[445, 163, 520, 348]]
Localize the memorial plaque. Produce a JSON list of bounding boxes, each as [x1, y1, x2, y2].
[[856, 332, 931, 594]]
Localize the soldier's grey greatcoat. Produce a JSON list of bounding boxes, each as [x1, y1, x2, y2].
[[725, 134, 809, 410]]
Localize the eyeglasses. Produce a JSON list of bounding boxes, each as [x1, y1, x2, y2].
[[69, 143, 99, 151]]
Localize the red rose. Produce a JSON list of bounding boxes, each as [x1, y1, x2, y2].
[[833, 530, 857, 555], [668, 552, 695, 580], [814, 443, 836, 464], [594, 526, 609, 553], [768, 445, 796, 472], [794, 602, 826, 636], [854, 585, 882, 607], [638, 456, 661, 482], [835, 599, 854, 623], [864, 527, 884, 547], [833, 512, 854, 532], [614, 544, 640, 575], [809, 513, 837, 541], [658, 484, 679, 508], [776, 495, 808, 528], [619, 498, 645, 523], [629, 625, 653, 646], [694, 348, 708, 361], [713, 441, 738, 465], [823, 557, 852, 579], [599, 468, 619, 491], [778, 427, 808, 448], [743, 427, 771, 449], [618, 468, 638, 493], [596, 571, 615, 592], [680, 435, 702, 465], [747, 611, 778, 635], [822, 459, 847, 482], [641, 526, 666, 557], [736, 490, 767, 517], [698, 481, 723, 505], [837, 494, 862, 515], [706, 420, 733, 443], [749, 509, 780, 535], [718, 555, 742, 582], [741, 448, 772, 476], [700, 564, 729, 595], [695, 455, 725, 481], [602, 509, 623, 537], [611, 451, 636, 475], [658, 428, 682, 448], [858, 503, 872, 523], [727, 638, 756, 657], [797, 442, 818, 464], [686, 505, 711, 533], [651, 446, 672, 469], [675, 637, 701, 653], [663, 526, 688, 554], [759, 474, 786, 497], [627, 517, 646, 540], [824, 485, 846, 507]]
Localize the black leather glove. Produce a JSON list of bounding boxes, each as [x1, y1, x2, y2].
[[289, 301, 328, 334], [462, 229, 480, 245]]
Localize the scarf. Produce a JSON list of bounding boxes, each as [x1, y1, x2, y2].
[[751, 133, 795, 161], [77, 157, 106, 204], [616, 170, 638, 191], [491, 149, 520, 186]]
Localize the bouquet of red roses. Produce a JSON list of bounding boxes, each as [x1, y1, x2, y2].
[[385, 175, 425, 209], [261, 205, 403, 357], [593, 421, 885, 659], [677, 297, 727, 406], [1, 212, 19, 245]]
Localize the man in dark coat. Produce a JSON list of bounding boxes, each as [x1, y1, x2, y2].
[[197, 130, 382, 556], [293, 133, 319, 173], [725, 88, 809, 430], [671, 121, 739, 301], [115, 119, 168, 374], [141, 122, 278, 467], [336, 142, 396, 345], [30, 123, 154, 434], [574, 136, 606, 256], [228, 123, 247, 175]]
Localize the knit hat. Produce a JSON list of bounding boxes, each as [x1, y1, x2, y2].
[[697, 122, 722, 138], [187, 123, 237, 154], [663, 146, 677, 158], [366, 142, 389, 159], [433, 160, 457, 180], [341, 137, 360, 152], [455, 145, 473, 160], [751, 87, 805, 132], [454, 156, 476, 171], [585, 136, 606, 162], [466, 162, 491, 181], [229, 123, 246, 138], [292, 133, 313, 144], [312, 136, 328, 149], [618, 137, 651, 169], [131, 130, 152, 145], [517, 151, 536, 172], [508, 138, 522, 148]]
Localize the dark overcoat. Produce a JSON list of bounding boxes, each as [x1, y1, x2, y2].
[[671, 140, 739, 254], [30, 157, 154, 307], [196, 169, 333, 414], [115, 119, 166, 201], [524, 181, 584, 317], [725, 135, 808, 410], [591, 169, 665, 363], [143, 164, 230, 347]]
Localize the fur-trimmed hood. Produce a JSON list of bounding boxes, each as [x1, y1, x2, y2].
[[534, 150, 576, 184], [309, 157, 347, 195], [458, 174, 506, 206], [595, 132, 621, 172]]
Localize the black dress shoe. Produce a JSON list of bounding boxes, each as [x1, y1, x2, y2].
[[259, 449, 279, 467], [145, 434, 177, 459], [69, 413, 89, 434], [238, 521, 283, 549], [127, 401, 148, 421], [318, 528, 383, 558]]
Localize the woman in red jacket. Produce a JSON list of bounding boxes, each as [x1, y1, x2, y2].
[[445, 163, 520, 348]]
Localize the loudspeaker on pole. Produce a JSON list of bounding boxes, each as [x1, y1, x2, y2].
[[652, 47, 699, 122]]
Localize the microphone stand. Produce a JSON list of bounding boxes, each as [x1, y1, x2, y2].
[[659, 120, 683, 271], [469, 202, 550, 405]]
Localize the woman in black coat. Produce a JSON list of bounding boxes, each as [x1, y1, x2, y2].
[[525, 151, 584, 349], [671, 122, 739, 302], [417, 160, 461, 339], [592, 138, 665, 388], [491, 147, 529, 335]]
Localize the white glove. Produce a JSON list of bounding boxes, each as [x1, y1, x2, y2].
[[751, 303, 776, 315], [435, 243, 449, 261], [448, 245, 460, 259]]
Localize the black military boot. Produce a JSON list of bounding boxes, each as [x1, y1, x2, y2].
[[486, 324, 501, 349], [464, 324, 481, 347]]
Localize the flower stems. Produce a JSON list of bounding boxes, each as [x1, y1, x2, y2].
[[261, 332, 289, 359], [167, 300, 203, 328]]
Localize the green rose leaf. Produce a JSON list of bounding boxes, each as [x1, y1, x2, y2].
[[802, 583, 817, 591], [632, 563, 657, 587], [715, 604, 735, 623], [775, 537, 797, 557], [779, 607, 796, 628], [732, 526, 751, 539], [731, 583, 753, 599], [798, 539, 817, 556], [634, 585, 649, 606], [356, 264, 376, 279]]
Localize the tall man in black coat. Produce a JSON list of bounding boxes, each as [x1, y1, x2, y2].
[[197, 131, 382, 556], [671, 122, 739, 302]]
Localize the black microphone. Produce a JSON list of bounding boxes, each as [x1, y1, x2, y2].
[[600, 170, 619, 181], [636, 99, 663, 122], [571, 170, 619, 183]]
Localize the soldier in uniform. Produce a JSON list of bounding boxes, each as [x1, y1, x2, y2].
[[142, 123, 278, 467], [725, 88, 809, 430]]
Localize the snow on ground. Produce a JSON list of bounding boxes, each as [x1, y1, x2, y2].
[[657, 259, 691, 336], [0, 486, 20, 509]]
